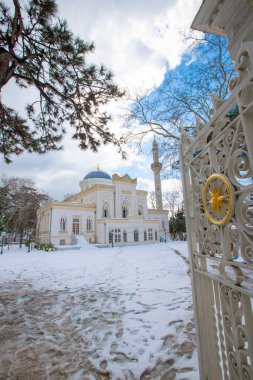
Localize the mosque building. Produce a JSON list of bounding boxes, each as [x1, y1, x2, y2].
[[36, 139, 169, 246]]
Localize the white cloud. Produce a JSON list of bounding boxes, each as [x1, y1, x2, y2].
[[0, 128, 146, 199], [57, 0, 202, 93], [138, 176, 182, 193], [2, 0, 202, 199]]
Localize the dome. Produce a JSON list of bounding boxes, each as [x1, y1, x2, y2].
[[84, 170, 111, 180]]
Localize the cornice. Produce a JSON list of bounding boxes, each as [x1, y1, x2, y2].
[[136, 190, 148, 196], [97, 219, 129, 224], [69, 184, 115, 201], [148, 209, 169, 215], [96, 217, 160, 224], [191, 0, 253, 60], [145, 219, 160, 224], [112, 173, 137, 185], [37, 202, 96, 215]]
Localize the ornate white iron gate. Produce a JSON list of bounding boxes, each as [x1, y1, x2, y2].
[[180, 42, 253, 380]]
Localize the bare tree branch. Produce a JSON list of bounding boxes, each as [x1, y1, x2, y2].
[[123, 33, 235, 178]]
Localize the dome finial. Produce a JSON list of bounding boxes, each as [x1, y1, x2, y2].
[[97, 164, 100, 171]]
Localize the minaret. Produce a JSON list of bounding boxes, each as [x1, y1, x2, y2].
[[151, 136, 163, 210]]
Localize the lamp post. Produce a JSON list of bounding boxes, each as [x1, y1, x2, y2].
[[164, 229, 167, 243], [111, 229, 114, 247], [20, 233, 23, 249], [0, 237, 3, 255], [1, 232, 6, 255]]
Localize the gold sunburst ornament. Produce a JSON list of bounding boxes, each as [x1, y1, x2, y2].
[[202, 174, 234, 226]]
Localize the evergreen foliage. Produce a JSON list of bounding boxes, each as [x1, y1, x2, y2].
[[0, 175, 50, 235], [0, 0, 124, 163], [169, 206, 186, 240]]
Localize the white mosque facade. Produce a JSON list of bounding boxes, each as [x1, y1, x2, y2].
[[36, 140, 169, 246]]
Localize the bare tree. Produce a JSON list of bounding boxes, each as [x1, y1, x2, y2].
[[163, 190, 181, 217], [62, 193, 74, 202], [148, 191, 157, 209], [123, 33, 235, 176]]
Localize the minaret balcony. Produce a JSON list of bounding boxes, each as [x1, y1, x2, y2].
[[151, 162, 162, 171]]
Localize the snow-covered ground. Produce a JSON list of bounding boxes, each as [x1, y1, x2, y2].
[[0, 242, 199, 380]]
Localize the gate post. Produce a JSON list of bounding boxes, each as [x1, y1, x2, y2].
[[181, 1, 253, 379]]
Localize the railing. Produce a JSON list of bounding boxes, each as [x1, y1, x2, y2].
[[180, 42, 253, 380]]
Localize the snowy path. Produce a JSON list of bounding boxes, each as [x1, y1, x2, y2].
[[0, 242, 199, 380]]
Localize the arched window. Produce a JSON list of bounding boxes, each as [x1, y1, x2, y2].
[[122, 205, 128, 218], [134, 229, 139, 242], [86, 218, 92, 231], [103, 203, 109, 218], [144, 230, 147, 241], [123, 230, 127, 243], [60, 216, 66, 231], [138, 205, 143, 215]]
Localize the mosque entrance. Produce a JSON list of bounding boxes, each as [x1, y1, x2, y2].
[[72, 218, 80, 235]]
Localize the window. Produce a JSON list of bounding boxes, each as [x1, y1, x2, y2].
[[138, 205, 143, 215], [103, 203, 109, 218], [134, 229, 139, 242], [72, 218, 80, 234], [155, 230, 158, 241], [115, 228, 121, 243], [123, 230, 127, 242], [122, 205, 128, 218], [86, 218, 92, 231], [60, 217, 66, 231], [60, 239, 65, 245], [109, 229, 113, 244], [148, 228, 153, 241], [144, 230, 147, 241]]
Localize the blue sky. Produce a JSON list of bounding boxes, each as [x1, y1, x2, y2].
[[1, 0, 202, 199]]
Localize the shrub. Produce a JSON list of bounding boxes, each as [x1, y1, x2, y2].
[[25, 239, 33, 247], [34, 242, 55, 252]]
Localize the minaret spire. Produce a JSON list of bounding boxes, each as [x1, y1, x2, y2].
[[151, 136, 163, 210]]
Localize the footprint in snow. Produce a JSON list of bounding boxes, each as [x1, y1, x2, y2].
[[116, 328, 123, 338]]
